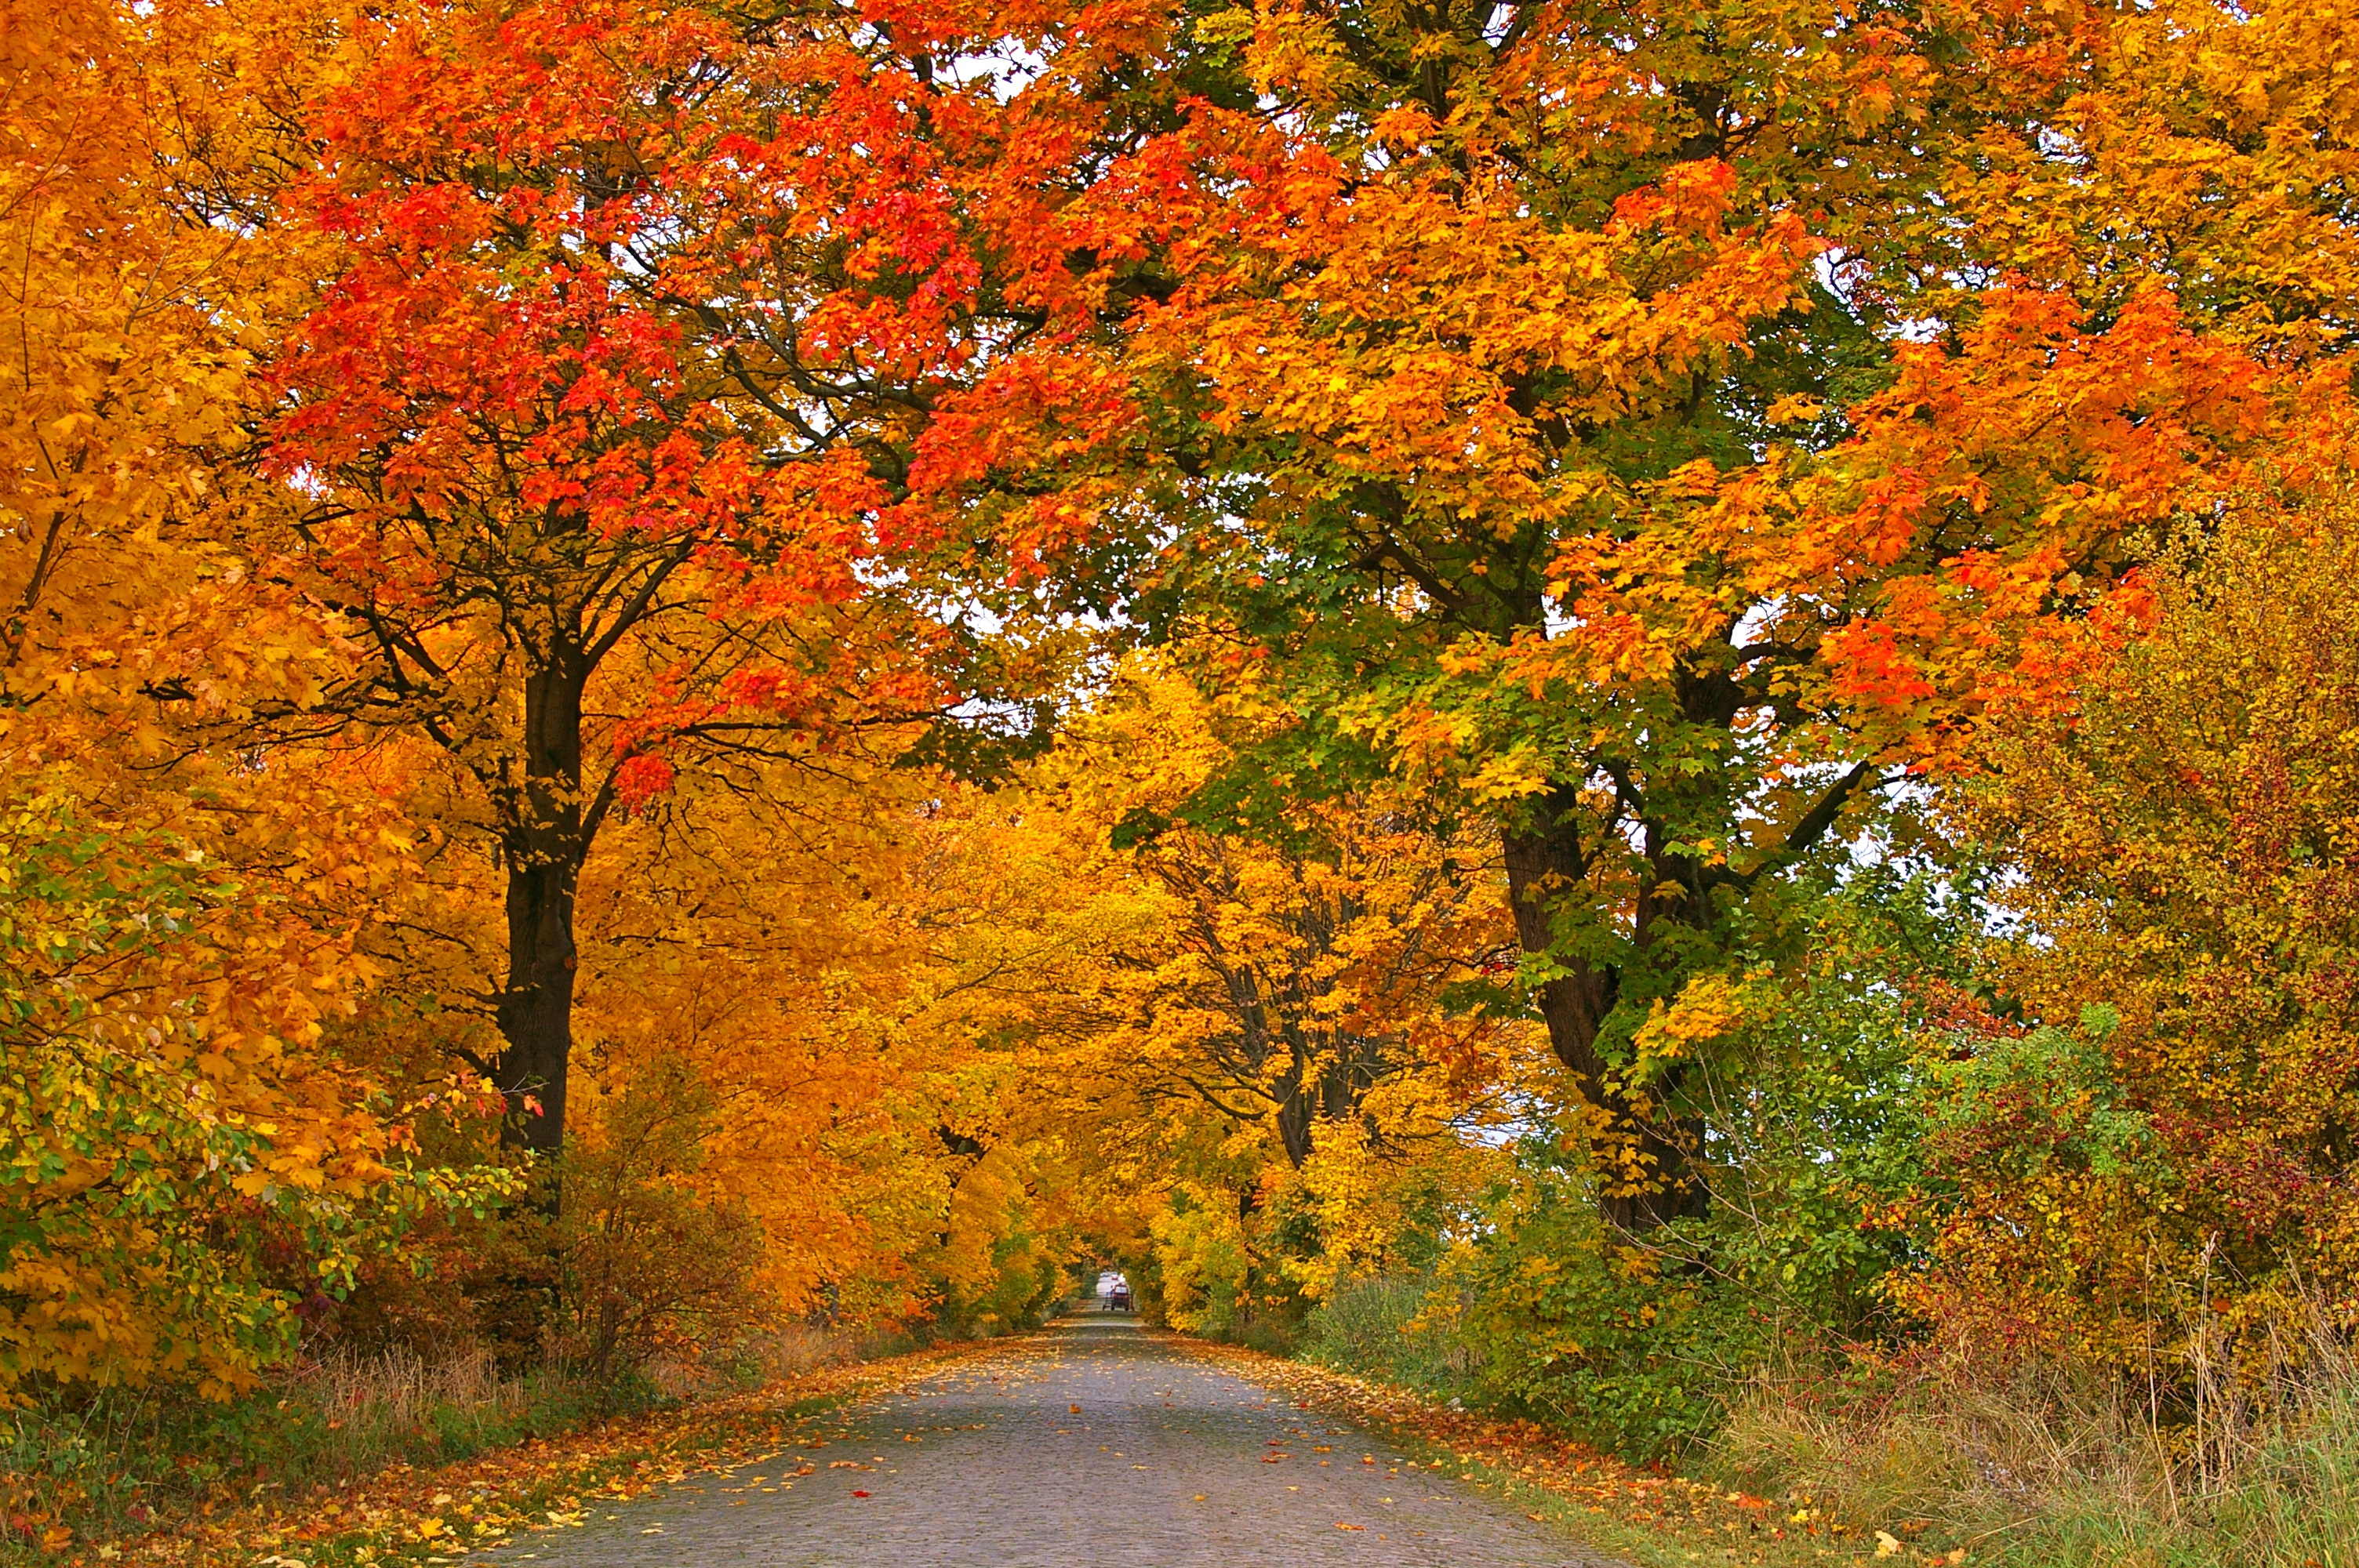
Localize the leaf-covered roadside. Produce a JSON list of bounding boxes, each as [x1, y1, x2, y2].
[[1173, 1339, 1950, 1568], [55, 1343, 994, 1568]]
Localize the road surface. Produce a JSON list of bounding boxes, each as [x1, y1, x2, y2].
[[486, 1315, 1627, 1567]]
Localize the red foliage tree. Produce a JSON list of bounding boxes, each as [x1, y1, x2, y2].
[[254, 0, 1169, 1148]]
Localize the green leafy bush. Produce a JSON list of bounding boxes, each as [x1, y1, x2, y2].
[[1438, 872, 1951, 1459], [1299, 1275, 1468, 1394]]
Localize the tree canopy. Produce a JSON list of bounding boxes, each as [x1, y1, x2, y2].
[[9, 0, 2359, 1502]]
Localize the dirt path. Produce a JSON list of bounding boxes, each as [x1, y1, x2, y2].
[[480, 1316, 1627, 1567]]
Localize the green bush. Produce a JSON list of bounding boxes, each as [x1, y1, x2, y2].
[[1213, 1318, 1299, 1356], [1299, 1276, 1467, 1394], [1427, 869, 1957, 1461], [1446, 1157, 1747, 1458]]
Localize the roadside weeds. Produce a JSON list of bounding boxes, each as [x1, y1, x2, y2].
[[45, 1342, 998, 1568]]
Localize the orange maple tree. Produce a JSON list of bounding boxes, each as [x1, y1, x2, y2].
[[234, 0, 1175, 1149], [0, 0, 529, 1397], [920, 0, 2359, 1224]]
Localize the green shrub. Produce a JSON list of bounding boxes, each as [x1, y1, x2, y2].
[[1216, 1318, 1299, 1356], [1433, 869, 1954, 1461], [1299, 1276, 1467, 1394]]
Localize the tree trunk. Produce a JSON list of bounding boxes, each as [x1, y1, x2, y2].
[[493, 659, 590, 1153], [1500, 786, 1706, 1231], [495, 851, 579, 1152], [1274, 1058, 1313, 1167]]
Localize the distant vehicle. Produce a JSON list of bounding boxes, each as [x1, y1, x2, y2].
[[1110, 1283, 1132, 1312]]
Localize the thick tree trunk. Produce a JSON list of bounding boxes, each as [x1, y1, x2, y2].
[[1501, 786, 1706, 1231], [495, 852, 579, 1152], [493, 660, 590, 1153]]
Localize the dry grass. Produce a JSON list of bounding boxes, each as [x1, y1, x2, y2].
[[645, 1322, 858, 1399], [1711, 1312, 2359, 1567], [293, 1345, 525, 1430]]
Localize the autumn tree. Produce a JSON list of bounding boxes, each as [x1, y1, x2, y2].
[[0, 0, 519, 1393], [565, 756, 1033, 1329], [244, 0, 1171, 1150], [887, 658, 1545, 1332], [1922, 488, 2359, 1370], [1067, 661, 1516, 1172], [4, 0, 1100, 1377], [929, 0, 2355, 1225], [0, 777, 518, 1396]]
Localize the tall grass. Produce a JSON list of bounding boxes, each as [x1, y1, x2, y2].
[[644, 1322, 856, 1399], [2208, 1366, 2359, 1567], [1711, 1319, 2359, 1568], [303, 1345, 522, 1432], [0, 1347, 660, 1552], [1287, 1275, 2359, 1564]]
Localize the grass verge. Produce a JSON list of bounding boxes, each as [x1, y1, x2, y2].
[[17, 1339, 995, 1568], [1184, 1332, 2359, 1568]]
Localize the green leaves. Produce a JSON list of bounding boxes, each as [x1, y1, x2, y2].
[[0, 783, 518, 1398]]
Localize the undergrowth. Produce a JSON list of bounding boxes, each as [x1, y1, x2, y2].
[[0, 1350, 654, 1552], [1290, 1273, 2359, 1566], [1297, 1275, 1474, 1399], [0, 1325, 860, 1555], [1714, 1341, 2359, 1568]]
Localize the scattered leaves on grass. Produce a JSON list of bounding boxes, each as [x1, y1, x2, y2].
[[71, 1344, 994, 1568]]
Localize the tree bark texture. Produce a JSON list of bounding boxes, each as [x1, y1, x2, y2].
[[1500, 786, 1707, 1232], [493, 661, 591, 1152]]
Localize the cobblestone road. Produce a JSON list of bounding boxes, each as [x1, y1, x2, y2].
[[491, 1316, 1627, 1567]]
